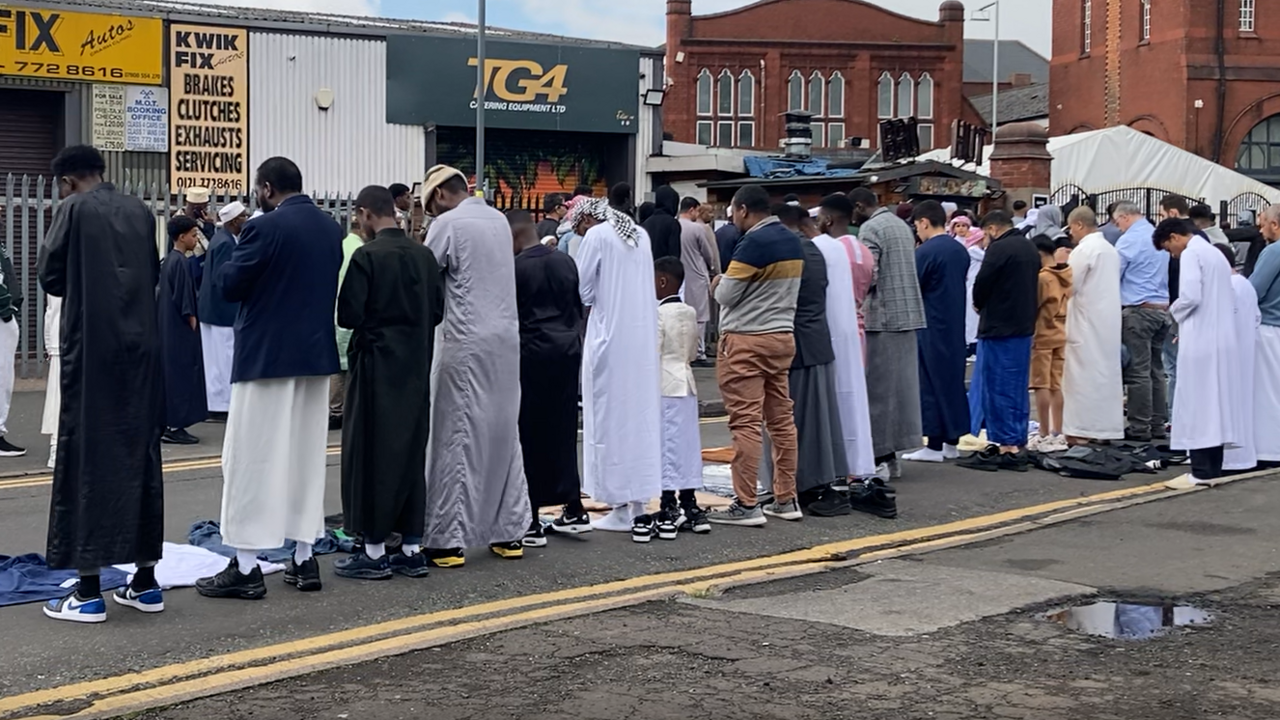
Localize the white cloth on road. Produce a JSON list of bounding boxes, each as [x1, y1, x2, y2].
[[200, 323, 235, 413], [114, 541, 284, 589], [813, 234, 877, 477], [424, 197, 530, 548], [0, 317, 17, 437], [1063, 231, 1125, 440], [662, 395, 703, 492], [1254, 326, 1280, 461], [219, 376, 329, 550], [1225, 274, 1261, 470], [579, 221, 662, 506], [1170, 236, 1241, 452], [41, 296, 62, 436]]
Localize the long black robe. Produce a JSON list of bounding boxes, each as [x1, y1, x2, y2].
[[337, 228, 443, 542], [37, 183, 164, 570], [513, 244, 583, 509], [159, 250, 208, 430], [915, 234, 972, 443]]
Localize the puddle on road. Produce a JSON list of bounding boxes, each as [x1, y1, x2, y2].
[[1044, 601, 1213, 640]]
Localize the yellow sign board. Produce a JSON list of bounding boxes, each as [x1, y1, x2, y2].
[[0, 5, 163, 84], [169, 24, 249, 192]]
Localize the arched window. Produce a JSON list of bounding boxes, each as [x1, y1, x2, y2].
[[897, 72, 915, 118], [1236, 114, 1280, 181], [827, 72, 845, 119], [738, 70, 755, 117], [1083, 0, 1093, 52], [717, 70, 734, 116], [917, 73, 934, 119], [808, 71, 824, 117], [1140, 0, 1151, 41], [696, 69, 712, 116], [788, 71, 804, 111], [877, 72, 894, 118]]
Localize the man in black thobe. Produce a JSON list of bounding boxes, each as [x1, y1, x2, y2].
[[37, 145, 165, 623], [333, 186, 444, 581], [508, 210, 589, 547], [159, 216, 209, 445]]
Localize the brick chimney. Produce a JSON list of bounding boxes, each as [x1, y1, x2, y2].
[[667, 0, 692, 65], [988, 121, 1052, 209]]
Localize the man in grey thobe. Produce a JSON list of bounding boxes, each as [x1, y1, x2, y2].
[[850, 188, 926, 480], [677, 197, 718, 362], [420, 165, 530, 566]]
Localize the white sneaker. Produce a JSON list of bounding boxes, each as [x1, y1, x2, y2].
[[1026, 434, 1044, 452], [591, 506, 634, 532], [43, 592, 107, 624], [902, 447, 945, 463], [1039, 435, 1069, 453], [1164, 474, 1213, 490], [943, 444, 960, 460]]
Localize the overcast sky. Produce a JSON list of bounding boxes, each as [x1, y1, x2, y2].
[[200, 0, 1052, 58]]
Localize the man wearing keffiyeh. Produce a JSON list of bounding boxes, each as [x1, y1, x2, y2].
[[571, 197, 664, 533]]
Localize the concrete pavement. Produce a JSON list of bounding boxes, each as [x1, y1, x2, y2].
[[126, 474, 1280, 720]]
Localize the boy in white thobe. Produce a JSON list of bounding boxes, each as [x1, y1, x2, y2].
[[1154, 219, 1242, 488], [1219, 243, 1261, 472]]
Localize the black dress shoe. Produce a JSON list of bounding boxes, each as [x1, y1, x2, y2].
[[196, 559, 267, 600], [162, 428, 199, 445], [284, 557, 322, 591], [849, 479, 899, 519]]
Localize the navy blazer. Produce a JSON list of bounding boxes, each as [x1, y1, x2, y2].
[[219, 195, 342, 383], [197, 228, 240, 327]]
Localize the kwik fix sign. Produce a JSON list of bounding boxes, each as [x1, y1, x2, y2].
[[0, 5, 163, 83]]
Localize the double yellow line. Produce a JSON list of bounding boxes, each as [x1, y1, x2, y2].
[[0, 448, 342, 492], [0, 478, 1181, 720]]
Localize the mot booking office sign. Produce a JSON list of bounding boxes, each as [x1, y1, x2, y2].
[[385, 35, 639, 134], [0, 5, 163, 83]]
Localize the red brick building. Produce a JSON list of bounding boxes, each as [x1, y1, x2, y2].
[[1050, 0, 1280, 184], [663, 0, 976, 155]]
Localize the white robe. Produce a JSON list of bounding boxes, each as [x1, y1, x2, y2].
[[1225, 274, 1260, 470], [813, 234, 876, 477], [424, 197, 530, 548], [199, 323, 235, 413], [963, 243, 984, 346], [1170, 236, 1242, 451], [1255, 325, 1280, 462], [579, 223, 663, 506], [1062, 231, 1125, 440]]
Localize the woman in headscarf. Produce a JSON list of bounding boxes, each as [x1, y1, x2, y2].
[[571, 198, 663, 532], [1033, 205, 1066, 240]]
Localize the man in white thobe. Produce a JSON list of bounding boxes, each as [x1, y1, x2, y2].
[[197, 201, 247, 420], [420, 165, 530, 565], [1062, 207, 1125, 442], [573, 198, 663, 532], [1222, 243, 1260, 472], [1154, 219, 1242, 488], [1249, 204, 1280, 466]]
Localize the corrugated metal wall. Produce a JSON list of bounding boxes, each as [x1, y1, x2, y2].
[[248, 33, 425, 195]]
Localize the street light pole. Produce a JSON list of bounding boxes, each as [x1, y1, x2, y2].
[[475, 0, 486, 198], [975, 1, 1000, 133]]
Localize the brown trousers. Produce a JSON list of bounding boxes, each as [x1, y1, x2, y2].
[[717, 332, 798, 505]]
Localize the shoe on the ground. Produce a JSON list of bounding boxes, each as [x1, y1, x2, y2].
[[328, 414, 343, 431], [763, 499, 804, 521], [998, 451, 1030, 472], [957, 445, 1003, 472], [490, 541, 524, 559], [655, 509, 680, 540], [632, 514, 656, 543], [549, 510, 593, 535], [804, 488, 852, 517], [755, 489, 776, 507], [0, 436, 26, 458], [334, 552, 393, 580], [831, 477, 851, 493], [112, 585, 165, 613], [592, 506, 634, 533], [691, 357, 716, 368], [428, 548, 466, 568], [285, 557, 323, 591], [902, 447, 946, 463], [850, 479, 899, 519], [1026, 434, 1045, 452], [161, 428, 199, 445], [707, 500, 767, 527], [522, 520, 547, 548], [207, 411, 229, 424], [389, 551, 431, 578], [196, 559, 267, 600], [683, 505, 711, 534], [1039, 435, 1070, 453], [943, 444, 960, 460], [44, 591, 106, 623], [874, 458, 903, 481]]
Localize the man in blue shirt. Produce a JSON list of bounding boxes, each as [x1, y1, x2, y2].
[[1250, 204, 1280, 465], [1113, 201, 1171, 442]]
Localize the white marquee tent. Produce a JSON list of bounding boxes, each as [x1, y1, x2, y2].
[[919, 125, 1280, 210]]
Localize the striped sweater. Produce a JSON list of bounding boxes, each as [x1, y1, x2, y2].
[[714, 217, 803, 335]]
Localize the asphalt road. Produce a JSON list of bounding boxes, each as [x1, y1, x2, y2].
[[0, 410, 1188, 701], [136, 476, 1280, 720]]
